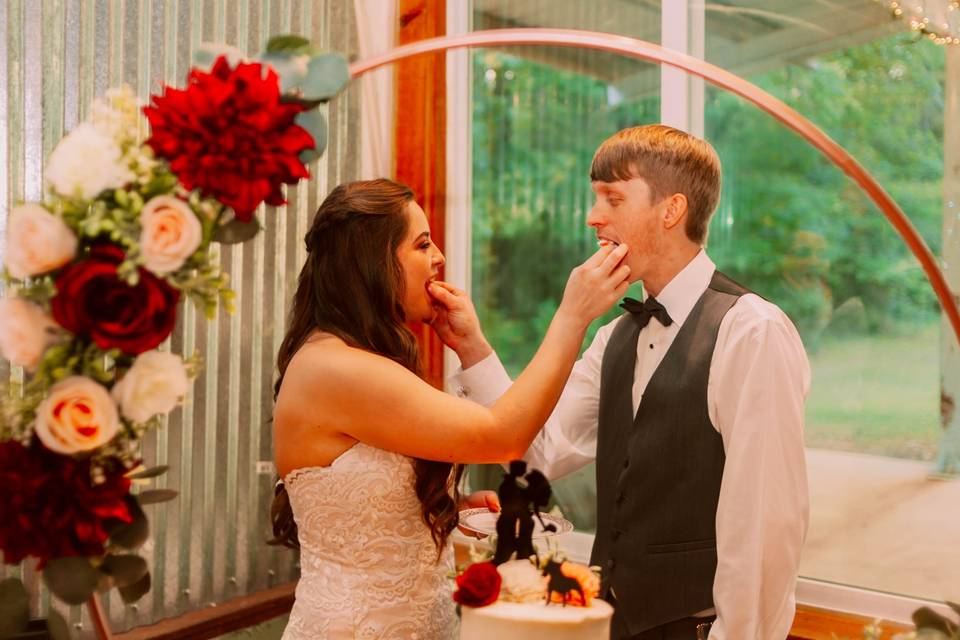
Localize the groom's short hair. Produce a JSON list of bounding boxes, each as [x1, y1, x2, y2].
[[590, 124, 722, 245]]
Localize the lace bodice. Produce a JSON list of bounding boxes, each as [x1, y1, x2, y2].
[[280, 442, 458, 639]]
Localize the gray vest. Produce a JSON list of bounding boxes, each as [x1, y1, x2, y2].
[[591, 271, 750, 635]]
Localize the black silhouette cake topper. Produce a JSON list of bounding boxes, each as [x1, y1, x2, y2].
[[491, 460, 557, 565], [541, 557, 584, 607]]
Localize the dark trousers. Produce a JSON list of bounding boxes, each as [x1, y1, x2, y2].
[[607, 592, 715, 640]]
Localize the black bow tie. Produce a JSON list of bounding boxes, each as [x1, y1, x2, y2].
[[620, 296, 673, 330]]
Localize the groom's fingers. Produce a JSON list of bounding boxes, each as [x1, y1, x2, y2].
[[427, 282, 459, 307], [430, 280, 466, 297]]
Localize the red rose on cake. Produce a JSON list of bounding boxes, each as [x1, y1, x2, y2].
[[453, 561, 502, 607]]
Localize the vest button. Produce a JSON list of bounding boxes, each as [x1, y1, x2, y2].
[[622, 459, 629, 469], [606, 558, 616, 570], [612, 529, 622, 540], [616, 492, 626, 504]]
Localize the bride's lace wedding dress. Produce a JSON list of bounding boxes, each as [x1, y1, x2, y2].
[[280, 442, 458, 639]]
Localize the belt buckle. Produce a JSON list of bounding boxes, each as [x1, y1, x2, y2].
[[695, 621, 712, 640]]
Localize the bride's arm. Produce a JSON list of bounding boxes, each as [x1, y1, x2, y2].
[[280, 244, 629, 465]]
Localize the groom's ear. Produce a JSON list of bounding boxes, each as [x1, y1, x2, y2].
[[662, 193, 689, 230]]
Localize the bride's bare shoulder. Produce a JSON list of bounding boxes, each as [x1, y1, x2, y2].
[[281, 332, 399, 394]]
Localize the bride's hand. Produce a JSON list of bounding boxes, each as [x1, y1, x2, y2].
[[556, 243, 630, 328], [427, 281, 493, 368]]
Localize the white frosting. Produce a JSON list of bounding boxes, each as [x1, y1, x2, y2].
[[460, 600, 613, 640]]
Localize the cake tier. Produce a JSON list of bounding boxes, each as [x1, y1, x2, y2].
[[460, 599, 613, 640]]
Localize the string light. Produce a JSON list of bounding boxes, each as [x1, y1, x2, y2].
[[876, 0, 960, 45]]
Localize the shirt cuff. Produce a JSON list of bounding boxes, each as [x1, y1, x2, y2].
[[447, 351, 512, 406]]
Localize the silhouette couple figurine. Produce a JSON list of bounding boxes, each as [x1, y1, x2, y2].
[[492, 460, 556, 565]]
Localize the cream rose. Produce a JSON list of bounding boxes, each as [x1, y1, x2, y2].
[[34, 376, 119, 454], [0, 298, 57, 369], [46, 122, 133, 200], [4, 203, 78, 279], [111, 350, 189, 423], [138, 196, 203, 275]]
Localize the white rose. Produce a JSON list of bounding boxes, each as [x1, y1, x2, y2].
[[4, 203, 78, 279], [139, 196, 203, 275], [111, 350, 189, 423], [35, 376, 119, 454], [46, 122, 133, 200], [496, 560, 549, 603], [0, 298, 57, 369]]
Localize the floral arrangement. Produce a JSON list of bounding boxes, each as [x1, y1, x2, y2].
[[0, 34, 348, 629]]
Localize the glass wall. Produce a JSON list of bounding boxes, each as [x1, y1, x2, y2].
[[468, 0, 661, 529], [467, 0, 958, 604]]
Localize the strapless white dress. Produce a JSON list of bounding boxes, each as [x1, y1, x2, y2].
[[280, 442, 458, 639]]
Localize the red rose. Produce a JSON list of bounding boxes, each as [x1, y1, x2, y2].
[[143, 56, 315, 222], [51, 244, 179, 355], [0, 440, 132, 566], [453, 562, 502, 607]]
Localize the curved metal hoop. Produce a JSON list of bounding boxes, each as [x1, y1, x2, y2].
[[349, 27, 960, 344]]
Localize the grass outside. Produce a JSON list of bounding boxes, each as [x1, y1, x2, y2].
[[805, 323, 942, 460]]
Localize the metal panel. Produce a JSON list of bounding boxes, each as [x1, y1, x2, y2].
[[0, 1, 359, 635]]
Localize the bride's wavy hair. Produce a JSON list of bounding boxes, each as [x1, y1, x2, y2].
[[269, 178, 463, 557]]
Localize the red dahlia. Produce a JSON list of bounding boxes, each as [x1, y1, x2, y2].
[[0, 440, 133, 566], [143, 56, 316, 222]]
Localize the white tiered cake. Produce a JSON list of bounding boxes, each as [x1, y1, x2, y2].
[[457, 559, 613, 640]]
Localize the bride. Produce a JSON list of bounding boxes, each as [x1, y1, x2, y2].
[[271, 178, 629, 639]]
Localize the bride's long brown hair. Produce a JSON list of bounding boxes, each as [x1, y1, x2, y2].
[[269, 179, 463, 556]]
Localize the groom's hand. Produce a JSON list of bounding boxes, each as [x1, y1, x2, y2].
[[427, 281, 493, 369], [457, 490, 501, 539]]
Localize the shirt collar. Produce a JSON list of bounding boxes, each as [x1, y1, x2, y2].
[[644, 249, 715, 328]]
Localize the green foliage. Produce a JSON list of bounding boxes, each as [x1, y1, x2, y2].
[[471, 33, 945, 372]]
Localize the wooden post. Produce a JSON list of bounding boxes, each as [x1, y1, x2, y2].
[[938, 44, 960, 475], [394, 0, 447, 389]]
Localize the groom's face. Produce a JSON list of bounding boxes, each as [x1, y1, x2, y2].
[[588, 175, 666, 283]]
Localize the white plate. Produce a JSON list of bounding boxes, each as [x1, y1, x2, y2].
[[457, 508, 574, 539]]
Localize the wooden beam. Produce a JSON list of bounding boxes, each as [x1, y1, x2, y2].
[[110, 582, 295, 640], [395, 0, 447, 388], [789, 604, 913, 640]]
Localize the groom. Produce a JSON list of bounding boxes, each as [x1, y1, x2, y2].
[[430, 125, 810, 639]]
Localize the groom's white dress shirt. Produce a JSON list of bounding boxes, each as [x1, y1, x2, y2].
[[450, 250, 810, 640]]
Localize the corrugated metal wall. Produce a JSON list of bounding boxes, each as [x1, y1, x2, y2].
[[0, 1, 359, 635]]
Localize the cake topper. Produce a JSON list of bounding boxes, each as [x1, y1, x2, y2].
[[492, 460, 557, 565], [541, 557, 585, 607]]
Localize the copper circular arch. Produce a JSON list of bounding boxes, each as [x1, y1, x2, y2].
[[349, 27, 960, 344]]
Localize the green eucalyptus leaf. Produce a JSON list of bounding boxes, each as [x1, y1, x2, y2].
[[193, 43, 244, 71], [117, 571, 151, 604], [100, 554, 149, 588], [42, 557, 98, 606], [126, 465, 170, 480], [302, 53, 349, 101], [136, 489, 178, 505], [261, 52, 310, 93], [265, 35, 312, 56], [0, 578, 30, 637], [296, 110, 328, 163], [108, 497, 149, 550], [45, 609, 71, 640], [214, 216, 261, 245]]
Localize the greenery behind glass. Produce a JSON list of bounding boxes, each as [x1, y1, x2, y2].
[[468, 34, 944, 529]]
